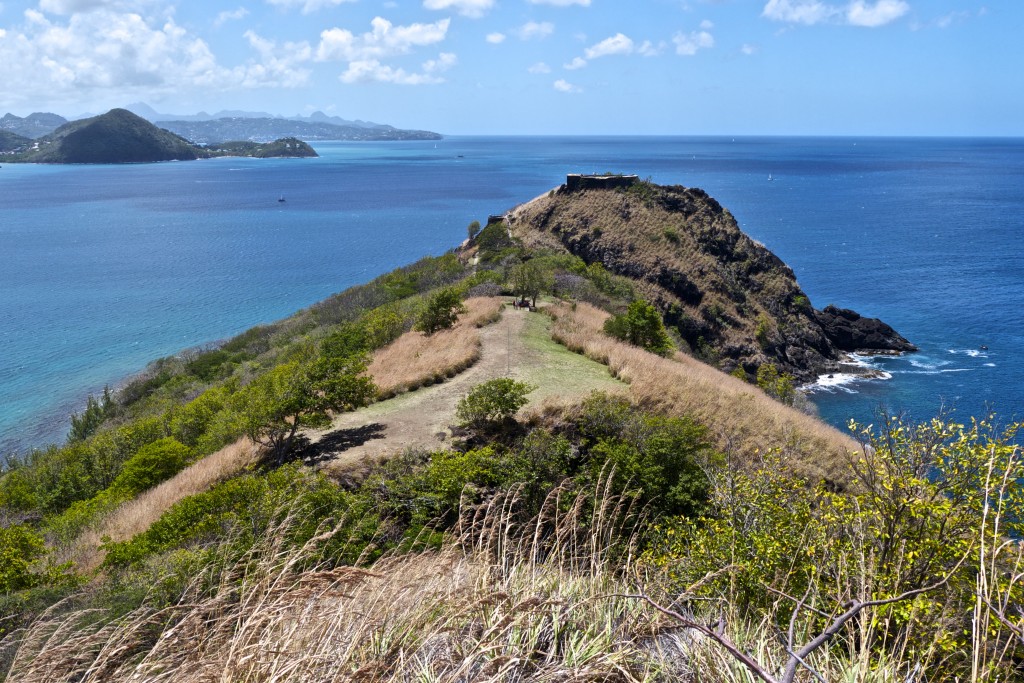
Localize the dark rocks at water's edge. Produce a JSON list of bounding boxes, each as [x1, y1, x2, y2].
[[815, 305, 917, 355]]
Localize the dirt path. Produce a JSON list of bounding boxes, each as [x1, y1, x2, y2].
[[306, 306, 624, 476]]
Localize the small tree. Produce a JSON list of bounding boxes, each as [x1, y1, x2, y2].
[[467, 220, 481, 241], [509, 260, 550, 308], [756, 362, 796, 406], [603, 299, 674, 356], [456, 378, 535, 431], [232, 349, 376, 464], [416, 287, 466, 335]]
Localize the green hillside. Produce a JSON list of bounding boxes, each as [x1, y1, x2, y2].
[[4, 109, 319, 164], [0, 180, 1019, 682]]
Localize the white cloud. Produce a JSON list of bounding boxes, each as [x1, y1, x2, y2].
[[762, 0, 833, 25], [317, 17, 450, 62], [514, 21, 553, 40], [584, 32, 633, 59], [0, 8, 313, 110], [553, 78, 581, 93], [340, 52, 452, 84], [673, 28, 714, 56], [423, 51, 456, 73], [846, 0, 909, 27], [242, 31, 313, 86], [700, 19, 714, 30], [485, 31, 505, 43], [637, 40, 663, 57], [530, 0, 590, 5], [741, 43, 759, 55], [762, 0, 909, 27], [563, 56, 586, 70], [422, 0, 493, 18], [527, 61, 550, 73], [38, 0, 120, 15], [266, 0, 358, 14], [214, 7, 249, 27]]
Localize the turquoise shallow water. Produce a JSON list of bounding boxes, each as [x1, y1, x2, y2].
[[1, 137, 1022, 453]]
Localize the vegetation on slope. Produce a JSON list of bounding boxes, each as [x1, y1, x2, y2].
[[508, 179, 913, 381], [1, 182, 1019, 681]]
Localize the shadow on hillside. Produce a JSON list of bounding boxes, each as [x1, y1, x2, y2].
[[294, 423, 387, 465]]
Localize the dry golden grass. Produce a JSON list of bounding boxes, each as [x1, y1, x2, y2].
[[548, 301, 858, 483], [69, 438, 257, 571], [369, 297, 502, 398], [6, 484, 680, 683]]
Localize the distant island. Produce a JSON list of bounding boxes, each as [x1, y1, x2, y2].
[[0, 109, 317, 163], [1, 102, 442, 145]]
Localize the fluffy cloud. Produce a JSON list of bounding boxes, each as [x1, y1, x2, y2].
[[514, 21, 553, 40], [762, 0, 909, 27], [527, 61, 551, 73], [530, 0, 590, 5], [741, 43, 759, 55], [0, 8, 312, 110], [553, 78, 581, 93], [563, 56, 586, 70], [846, 0, 909, 27], [584, 33, 633, 59], [422, 0, 493, 18], [485, 32, 505, 43], [317, 17, 450, 62], [637, 40, 663, 57], [340, 51, 455, 84], [673, 27, 714, 56], [266, 0, 357, 14], [214, 7, 249, 27], [38, 0, 126, 15]]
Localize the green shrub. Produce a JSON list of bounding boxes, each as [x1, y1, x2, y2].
[[456, 378, 535, 430], [756, 363, 795, 405], [109, 438, 192, 498], [415, 287, 466, 335], [603, 299, 674, 356]]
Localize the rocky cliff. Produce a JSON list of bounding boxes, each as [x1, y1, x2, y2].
[[506, 179, 914, 381]]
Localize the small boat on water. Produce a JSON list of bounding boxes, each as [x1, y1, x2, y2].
[[768, 173, 774, 181], [278, 195, 286, 203]]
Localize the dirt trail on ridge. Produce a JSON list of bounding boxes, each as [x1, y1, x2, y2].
[[305, 307, 623, 475]]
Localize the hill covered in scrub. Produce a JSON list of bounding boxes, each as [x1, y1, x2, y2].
[[2, 179, 1021, 682], [1, 109, 317, 163], [504, 178, 914, 381]]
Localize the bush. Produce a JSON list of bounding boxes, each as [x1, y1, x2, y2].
[[756, 363, 795, 405], [603, 299, 674, 356], [415, 287, 466, 335], [108, 437, 192, 498], [456, 378, 535, 430]]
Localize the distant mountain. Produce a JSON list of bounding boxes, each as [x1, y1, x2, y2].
[[121, 102, 440, 142], [16, 108, 201, 163], [0, 112, 68, 139], [3, 109, 318, 164], [0, 130, 31, 153], [156, 117, 441, 144]]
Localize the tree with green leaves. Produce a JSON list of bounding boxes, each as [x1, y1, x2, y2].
[[603, 299, 674, 356], [467, 220, 481, 241], [509, 260, 551, 308], [231, 348, 376, 464], [456, 378, 535, 431], [415, 287, 466, 335]]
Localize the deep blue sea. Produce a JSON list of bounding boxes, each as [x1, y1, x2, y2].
[[1, 137, 1022, 454]]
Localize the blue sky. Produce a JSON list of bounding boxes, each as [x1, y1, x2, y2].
[[0, 0, 1017, 135]]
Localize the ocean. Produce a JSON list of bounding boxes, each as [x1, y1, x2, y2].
[[1, 136, 1022, 454]]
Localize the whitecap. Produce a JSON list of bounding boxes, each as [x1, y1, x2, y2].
[[984, 363, 996, 367]]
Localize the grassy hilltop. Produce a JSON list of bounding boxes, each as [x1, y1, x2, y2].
[[0, 179, 1021, 682]]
